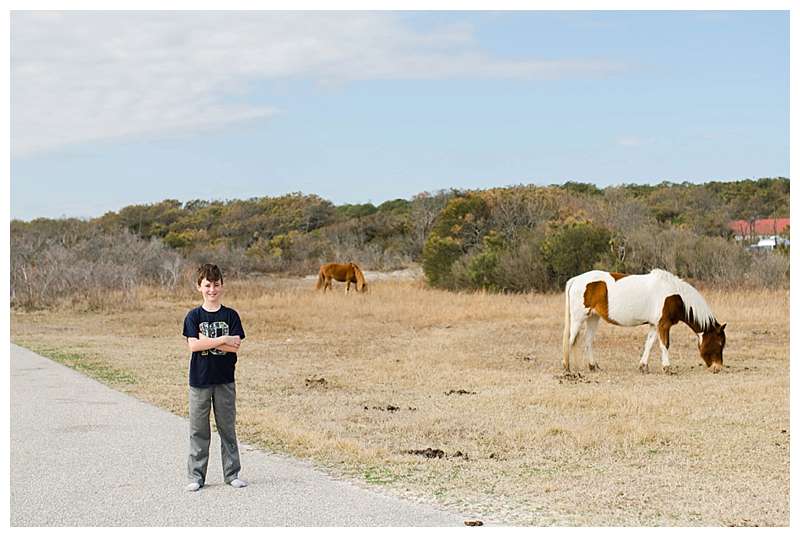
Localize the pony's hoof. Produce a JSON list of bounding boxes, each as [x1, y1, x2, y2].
[[710, 364, 722, 374], [638, 363, 649, 374], [662, 365, 674, 375], [588, 363, 601, 372]]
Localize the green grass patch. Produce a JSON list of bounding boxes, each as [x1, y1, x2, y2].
[[363, 466, 398, 485], [14, 341, 137, 386], [519, 463, 561, 477]]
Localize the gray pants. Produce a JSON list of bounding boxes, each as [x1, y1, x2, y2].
[[187, 382, 241, 485]]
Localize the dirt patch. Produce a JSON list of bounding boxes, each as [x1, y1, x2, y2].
[[726, 518, 760, 527], [554, 372, 599, 384], [304, 376, 327, 388], [444, 389, 476, 396], [405, 448, 445, 459], [751, 329, 774, 336], [303, 266, 424, 283], [363, 267, 424, 281], [364, 405, 417, 412], [404, 448, 469, 460], [716, 365, 758, 374]]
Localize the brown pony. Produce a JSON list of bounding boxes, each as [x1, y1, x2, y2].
[[316, 262, 368, 294]]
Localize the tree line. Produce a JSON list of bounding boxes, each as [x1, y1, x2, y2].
[[11, 177, 789, 309]]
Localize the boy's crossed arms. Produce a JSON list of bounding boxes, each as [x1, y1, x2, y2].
[[187, 333, 242, 354]]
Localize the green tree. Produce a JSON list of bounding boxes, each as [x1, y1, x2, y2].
[[421, 235, 462, 288], [336, 203, 377, 220], [557, 181, 603, 196], [422, 193, 491, 288], [540, 221, 611, 288], [463, 231, 506, 291]]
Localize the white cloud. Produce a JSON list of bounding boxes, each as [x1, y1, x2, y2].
[[12, 12, 626, 157]]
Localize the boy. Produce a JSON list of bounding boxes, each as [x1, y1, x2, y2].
[[182, 263, 247, 491]]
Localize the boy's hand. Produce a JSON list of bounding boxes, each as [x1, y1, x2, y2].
[[223, 335, 241, 347]]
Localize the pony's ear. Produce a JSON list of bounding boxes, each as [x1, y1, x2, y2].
[[719, 323, 727, 332]]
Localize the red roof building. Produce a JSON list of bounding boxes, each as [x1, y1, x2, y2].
[[728, 217, 790, 238]]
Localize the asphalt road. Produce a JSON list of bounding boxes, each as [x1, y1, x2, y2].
[[10, 344, 475, 526]]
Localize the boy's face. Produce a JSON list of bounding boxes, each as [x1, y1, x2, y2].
[[197, 278, 223, 305]]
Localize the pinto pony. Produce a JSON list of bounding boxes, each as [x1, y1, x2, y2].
[[316, 262, 368, 294], [562, 269, 726, 374]]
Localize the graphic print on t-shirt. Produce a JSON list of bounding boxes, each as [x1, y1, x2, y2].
[[199, 321, 229, 355]]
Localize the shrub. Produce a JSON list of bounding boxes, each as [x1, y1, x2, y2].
[[745, 250, 789, 288], [11, 228, 186, 310], [493, 229, 552, 292], [539, 221, 612, 289], [422, 193, 491, 288], [460, 232, 505, 291], [421, 234, 463, 289]]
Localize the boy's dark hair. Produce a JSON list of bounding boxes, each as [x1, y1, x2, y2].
[[197, 263, 223, 285]]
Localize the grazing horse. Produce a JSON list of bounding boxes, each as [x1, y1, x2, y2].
[[562, 269, 726, 374], [316, 262, 368, 294]]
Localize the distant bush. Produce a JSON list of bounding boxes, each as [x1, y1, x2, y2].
[[422, 234, 464, 289], [11, 228, 185, 310], [745, 249, 789, 288], [452, 231, 506, 291], [10, 178, 790, 308], [421, 188, 614, 292], [421, 193, 492, 289], [335, 203, 377, 220], [488, 229, 551, 292], [539, 221, 612, 289]]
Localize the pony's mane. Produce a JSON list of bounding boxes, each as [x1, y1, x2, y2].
[[351, 262, 366, 286], [650, 269, 716, 331]]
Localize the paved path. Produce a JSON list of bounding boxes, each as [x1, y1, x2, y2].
[[10, 344, 473, 526]]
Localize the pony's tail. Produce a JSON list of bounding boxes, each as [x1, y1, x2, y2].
[[316, 267, 324, 290], [562, 278, 574, 372]]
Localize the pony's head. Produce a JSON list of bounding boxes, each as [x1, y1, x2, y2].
[[351, 263, 367, 292], [698, 322, 726, 373]]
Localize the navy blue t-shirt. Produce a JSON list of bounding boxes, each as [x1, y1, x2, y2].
[[182, 305, 245, 387]]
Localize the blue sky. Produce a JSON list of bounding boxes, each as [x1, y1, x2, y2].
[[10, 10, 789, 221]]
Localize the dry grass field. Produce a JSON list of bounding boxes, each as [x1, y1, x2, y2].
[[11, 274, 789, 526]]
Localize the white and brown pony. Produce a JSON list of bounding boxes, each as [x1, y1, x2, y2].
[[316, 262, 368, 294], [562, 269, 726, 374]]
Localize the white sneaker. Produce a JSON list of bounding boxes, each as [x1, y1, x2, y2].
[[185, 482, 202, 492], [229, 478, 248, 488]]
